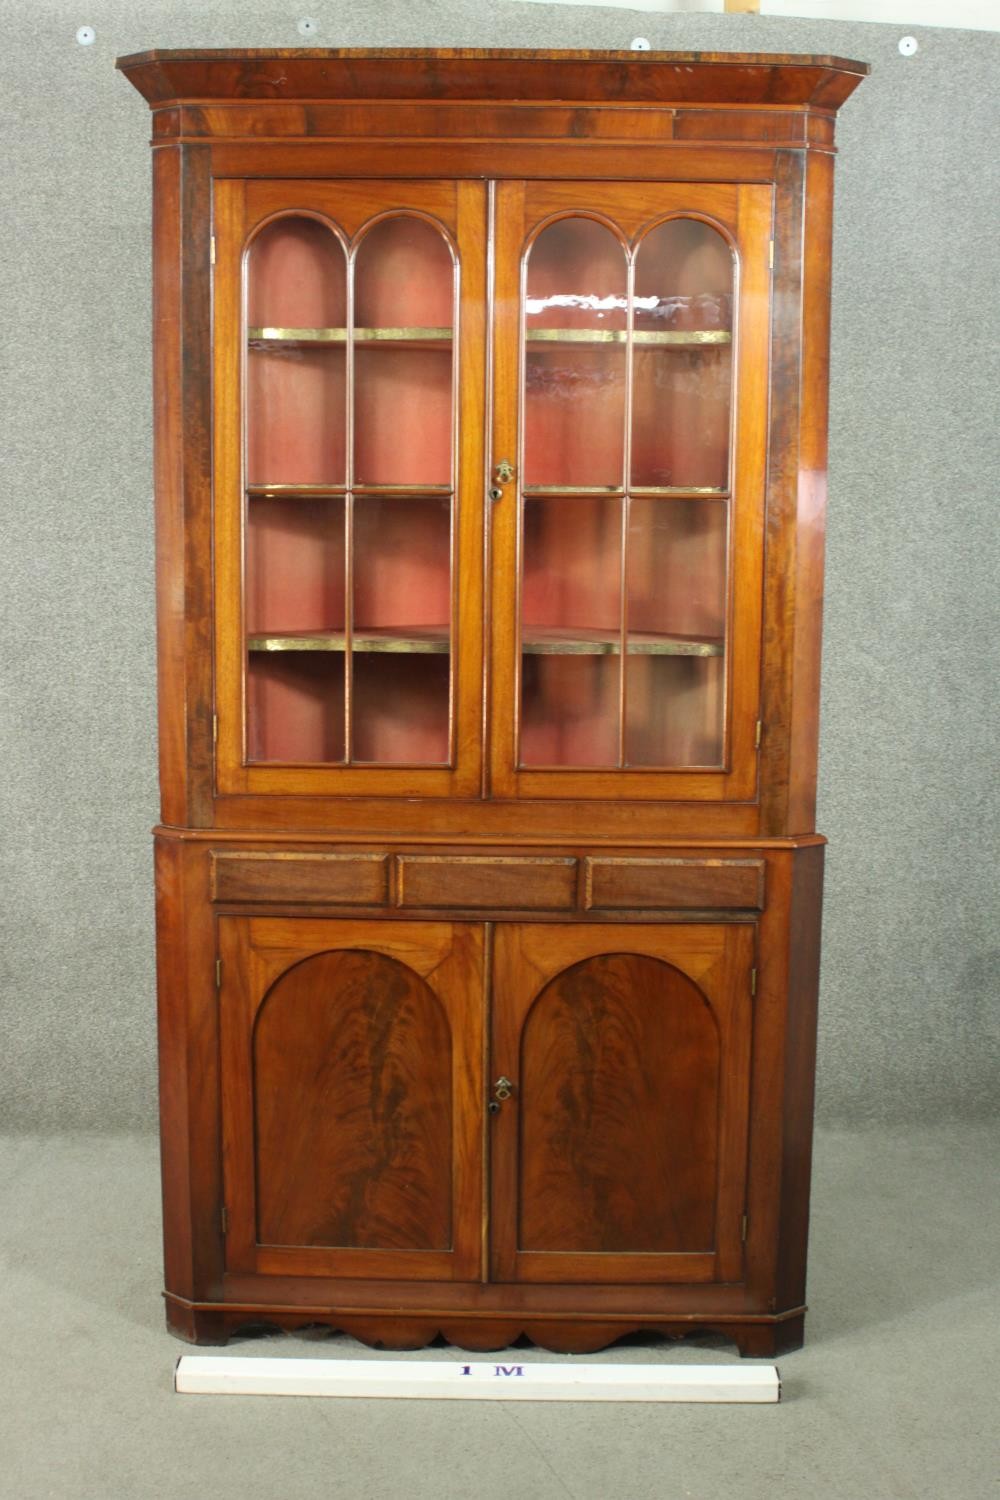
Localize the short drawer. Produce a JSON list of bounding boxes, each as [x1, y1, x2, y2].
[[584, 857, 765, 912], [397, 855, 577, 910], [212, 852, 390, 906]]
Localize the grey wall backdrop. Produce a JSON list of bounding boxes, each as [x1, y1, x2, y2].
[[1, 2, 997, 1130]]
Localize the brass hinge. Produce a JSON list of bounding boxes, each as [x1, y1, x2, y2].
[[215, 957, 222, 989], [741, 1213, 749, 1243], [768, 239, 774, 270], [221, 1206, 228, 1235], [750, 967, 757, 998], [755, 719, 763, 749], [210, 234, 216, 266]]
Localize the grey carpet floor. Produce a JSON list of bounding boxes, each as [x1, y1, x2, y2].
[[1, 1124, 996, 1500]]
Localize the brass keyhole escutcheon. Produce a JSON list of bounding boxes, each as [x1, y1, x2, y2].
[[493, 1075, 514, 1103]]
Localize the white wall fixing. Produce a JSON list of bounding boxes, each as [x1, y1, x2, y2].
[[631, 37, 652, 51], [898, 35, 919, 55], [297, 17, 319, 36], [175, 1356, 781, 1403], [76, 25, 96, 45]]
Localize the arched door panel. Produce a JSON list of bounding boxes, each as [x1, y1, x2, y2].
[[491, 922, 753, 1284], [220, 917, 484, 1281]]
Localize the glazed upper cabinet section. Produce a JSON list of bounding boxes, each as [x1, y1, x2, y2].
[[214, 177, 771, 805], [214, 179, 487, 797], [490, 181, 771, 802]]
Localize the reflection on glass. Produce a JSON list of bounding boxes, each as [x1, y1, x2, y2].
[[247, 218, 347, 487], [626, 657, 724, 768], [523, 218, 627, 489], [631, 219, 733, 490]]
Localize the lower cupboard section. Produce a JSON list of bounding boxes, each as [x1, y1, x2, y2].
[[155, 836, 825, 1358], [218, 915, 752, 1288]]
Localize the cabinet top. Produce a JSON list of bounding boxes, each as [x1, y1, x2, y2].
[[117, 47, 868, 111]]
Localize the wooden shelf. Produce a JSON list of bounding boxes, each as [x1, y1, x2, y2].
[[523, 627, 724, 657], [526, 328, 730, 347], [248, 626, 450, 655], [248, 326, 452, 350]]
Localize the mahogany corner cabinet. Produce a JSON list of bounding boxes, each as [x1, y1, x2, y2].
[[118, 47, 867, 1356]]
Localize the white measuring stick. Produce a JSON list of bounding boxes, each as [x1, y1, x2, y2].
[[175, 1356, 780, 1403]]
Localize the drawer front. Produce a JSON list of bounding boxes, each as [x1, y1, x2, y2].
[[397, 855, 577, 910], [212, 852, 390, 906], [584, 857, 764, 911]]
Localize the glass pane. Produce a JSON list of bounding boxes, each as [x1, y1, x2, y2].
[[353, 217, 454, 487], [352, 656, 450, 766], [625, 657, 724, 768], [247, 656, 345, 764], [246, 498, 346, 636], [351, 495, 451, 766], [523, 218, 627, 489], [631, 219, 733, 490], [626, 498, 727, 767], [245, 499, 347, 764], [520, 656, 620, 769], [246, 218, 347, 486]]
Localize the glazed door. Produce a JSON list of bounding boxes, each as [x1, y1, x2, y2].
[[490, 922, 754, 1284], [219, 917, 484, 1280], [213, 179, 487, 798], [489, 181, 772, 801]]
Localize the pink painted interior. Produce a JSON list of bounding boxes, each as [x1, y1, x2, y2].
[[353, 655, 450, 765], [353, 496, 451, 630], [247, 656, 345, 764], [246, 498, 346, 634], [523, 349, 626, 490], [353, 215, 455, 329], [354, 348, 452, 485], [522, 496, 621, 634], [247, 348, 347, 487], [628, 499, 726, 641], [247, 216, 347, 328], [520, 656, 620, 768]]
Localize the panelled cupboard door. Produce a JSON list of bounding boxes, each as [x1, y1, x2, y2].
[[490, 923, 754, 1284], [213, 179, 487, 798], [489, 181, 772, 801], [218, 917, 484, 1280]]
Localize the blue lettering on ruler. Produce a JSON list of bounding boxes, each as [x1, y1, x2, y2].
[[494, 1365, 525, 1377]]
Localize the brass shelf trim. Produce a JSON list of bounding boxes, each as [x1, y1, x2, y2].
[[248, 326, 453, 344], [248, 626, 451, 655], [526, 328, 731, 347], [522, 627, 724, 658]]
